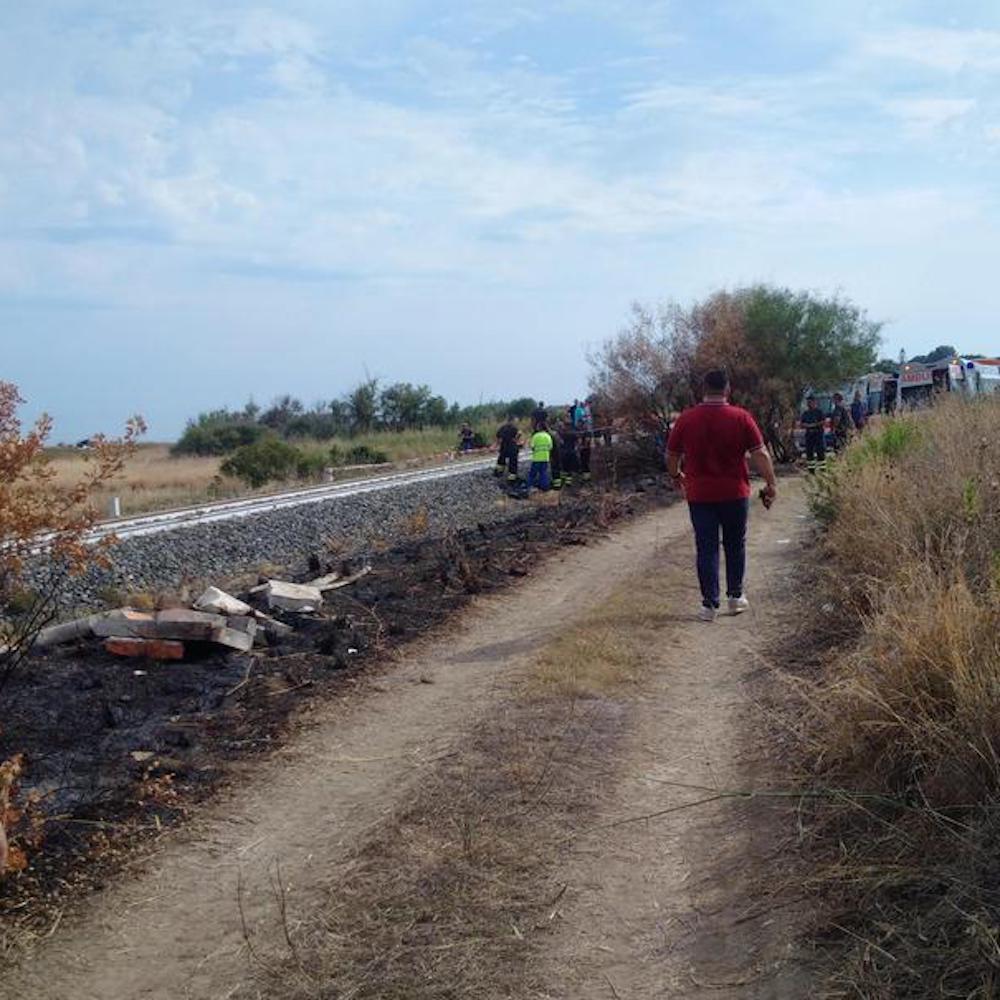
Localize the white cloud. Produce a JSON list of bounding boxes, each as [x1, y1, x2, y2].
[[864, 27, 1000, 73], [624, 84, 766, 117], [884, 96, 976, 132]]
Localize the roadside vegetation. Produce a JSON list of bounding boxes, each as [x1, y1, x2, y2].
[[791, 396, 1000, 996]]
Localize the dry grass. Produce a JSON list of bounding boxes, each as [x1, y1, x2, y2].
[[45, 427, 499, 518], [788, 397, 1000, 997], [234, 573, 668, 1000], [46, 444, 233, 516]]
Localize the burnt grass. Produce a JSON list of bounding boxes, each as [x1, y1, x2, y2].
[[0, 474, 674, 945]]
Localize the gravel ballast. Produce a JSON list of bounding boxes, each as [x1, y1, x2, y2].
[[45, 469, 523, 609]]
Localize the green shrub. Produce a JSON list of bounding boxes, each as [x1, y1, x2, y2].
[[346, 444, 389, 465], [172, 416, 265, 456], [220, 436, 300, 487], [295, 451, 328, 480], [847, 418, 921, 469]]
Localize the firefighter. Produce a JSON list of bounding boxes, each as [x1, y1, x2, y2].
[[800, 395, 826, 472], [559, 419, 579, 486], [830, 392, 850, 452], [494, 415, 521, 481], [548, 421, 563, 489]]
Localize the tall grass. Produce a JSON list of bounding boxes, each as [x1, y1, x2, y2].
[[795, 397, 1000, 996]]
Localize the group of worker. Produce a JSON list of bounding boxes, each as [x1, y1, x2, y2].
[[494, 399, 597, 492], [799, 389, 868, 471]]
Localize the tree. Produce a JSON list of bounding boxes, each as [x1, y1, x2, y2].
[[590, 286, 881, 460], [909, 344, 957, 366], [588, 302, 696, 434], [729, 286, 880, 459], [258, 395, 304, 433], [348, 378, 379, 433]]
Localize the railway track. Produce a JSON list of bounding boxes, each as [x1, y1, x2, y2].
[[56, 453, 509, 546]]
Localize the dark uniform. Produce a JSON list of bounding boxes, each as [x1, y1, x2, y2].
[[495, 421, 520, 479], [801, 406, 826, 469], [830, 400, 850, 452], [560, 425, 579, 484]]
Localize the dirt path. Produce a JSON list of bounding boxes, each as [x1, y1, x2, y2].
[[5, 483, 808, 1000], [540, 481, 811, 997]]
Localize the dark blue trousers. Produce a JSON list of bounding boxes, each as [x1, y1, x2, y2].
[[688, 499, 749, 608]]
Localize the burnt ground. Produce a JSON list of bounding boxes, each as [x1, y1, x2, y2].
[[0, 475, 674, 948]]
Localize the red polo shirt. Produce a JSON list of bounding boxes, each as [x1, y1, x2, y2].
[[666, 401, 765, 503]]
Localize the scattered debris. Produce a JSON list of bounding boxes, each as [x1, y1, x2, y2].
[[193, 586, 252, 616], [33, 596, 261, 659], [33, 615, 102, 649], [265, 580, 323, 613], [305, 565, 373, 591]]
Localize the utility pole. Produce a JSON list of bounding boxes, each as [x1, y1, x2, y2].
[[896, 348, 905, 412]]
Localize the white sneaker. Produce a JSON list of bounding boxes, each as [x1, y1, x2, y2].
[[698, 606, 717, 622], [728, 596, 750, 615]]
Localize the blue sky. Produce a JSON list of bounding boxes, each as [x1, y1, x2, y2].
[[2, 1, 999, 438]]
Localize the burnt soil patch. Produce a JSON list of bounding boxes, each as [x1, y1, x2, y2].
[[0, 479, 673, 949]]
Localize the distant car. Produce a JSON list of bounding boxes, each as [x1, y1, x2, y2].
[[75, 437, 93, 449]]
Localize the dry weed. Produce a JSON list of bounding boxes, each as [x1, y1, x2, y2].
[[788, 397, 1000, 996]]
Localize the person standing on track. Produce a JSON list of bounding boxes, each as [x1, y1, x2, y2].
[[666, 369, 777, 622]]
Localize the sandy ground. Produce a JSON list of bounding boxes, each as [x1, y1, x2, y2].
[[4, 481, 809, 1000]]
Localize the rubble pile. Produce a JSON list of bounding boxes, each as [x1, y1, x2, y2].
[[32, 570, 371, 662]]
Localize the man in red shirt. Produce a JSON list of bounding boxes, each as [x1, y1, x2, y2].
[[666, 370, 777, 621]]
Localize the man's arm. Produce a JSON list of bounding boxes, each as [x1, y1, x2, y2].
[[749, 447, 777, 500], [665, 420, 684, 489]]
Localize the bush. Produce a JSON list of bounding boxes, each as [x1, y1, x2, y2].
[[346, 444, 389, 465], [220, 436, 301, 488], [295, 451, 327, 481], [172, 413, 265, 456]]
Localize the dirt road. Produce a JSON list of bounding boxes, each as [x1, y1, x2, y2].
[[5, 481, 808, 999]]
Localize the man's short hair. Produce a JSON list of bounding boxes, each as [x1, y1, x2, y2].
[[703, 369, 729, 393]]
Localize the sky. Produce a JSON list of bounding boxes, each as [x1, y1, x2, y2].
[[2, 1, 999, 439]]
